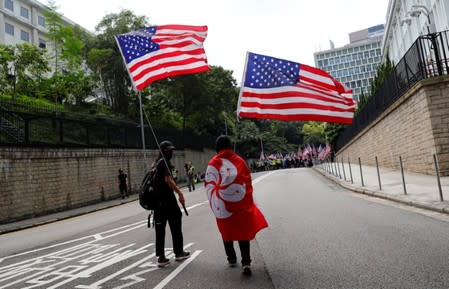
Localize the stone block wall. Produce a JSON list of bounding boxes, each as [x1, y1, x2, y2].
[[0, 147, 215, 224], [336, 76, 449, 176]]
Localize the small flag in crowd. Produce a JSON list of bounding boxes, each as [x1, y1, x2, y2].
[[237, 52, 356, 124], [115, 25, 209, 91], [318, 144, 332, 160]]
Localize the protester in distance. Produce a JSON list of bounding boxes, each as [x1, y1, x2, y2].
[[152, 140, 190, 267], [204, 135, 268, 276], [185, 161, 196, 192], [117, 169, 128, 199]]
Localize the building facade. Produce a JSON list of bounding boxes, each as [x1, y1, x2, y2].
[[314, 25, 384, 101], [0, 0, 51, 48], [382, 0, 449, 64]]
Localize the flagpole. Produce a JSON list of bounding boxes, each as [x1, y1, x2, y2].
[[115, 35, 148, 172], [138, 91, 147, 170], [236, 51, 250, 119], [234, 51, 250, 151]]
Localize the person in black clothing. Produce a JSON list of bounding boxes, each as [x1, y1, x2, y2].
[[118, 169, 128, 199], [153, 140, 190, 267]]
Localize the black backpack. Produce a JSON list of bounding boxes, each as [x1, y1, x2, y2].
[[138, 161, 161, 210]]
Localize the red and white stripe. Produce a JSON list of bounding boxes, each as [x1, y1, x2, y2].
[[238, 63, 355, 124], [128, 25, 209, 90]]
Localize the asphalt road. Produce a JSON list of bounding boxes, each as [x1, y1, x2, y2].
[[1, 168, 449, 289]]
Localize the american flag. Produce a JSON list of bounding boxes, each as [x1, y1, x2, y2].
[[115, 24, 209, 91], [237, 52, 356, 124]]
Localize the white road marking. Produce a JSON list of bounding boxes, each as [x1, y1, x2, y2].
[[75, 246, 156, 289], [252, 171, 276, 185], [3, 201, 208, 261], [186, 201, 208, 210], [152, 250, 202, 289]]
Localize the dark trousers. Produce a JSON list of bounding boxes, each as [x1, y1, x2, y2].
[[187, 176, 195, 191], [119, 184, 127, 196], [154, 209, 183, 257], [223, 240, 251, 265]]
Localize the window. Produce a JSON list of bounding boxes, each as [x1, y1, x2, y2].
[[38, 15, 45, 26], [20, 6, 29, 19], [39, 38, 46, 49], [5, 0, 13, 11], [5, 22, 14, 35], [21, 30, 30, 42]]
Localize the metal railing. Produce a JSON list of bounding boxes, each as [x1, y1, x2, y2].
[[336, 30, 449, 151], [0, 107, 215, 150], [316, 154, 447, 202]]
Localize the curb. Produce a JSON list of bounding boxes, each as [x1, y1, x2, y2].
[[0, 183, 191, 235], [0, 196, 139, 235], [313, 167, 449, 216]]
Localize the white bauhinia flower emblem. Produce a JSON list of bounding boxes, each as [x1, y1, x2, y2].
[[205, 158, 246, 219]]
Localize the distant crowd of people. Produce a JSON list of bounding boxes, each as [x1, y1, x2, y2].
[[250, 155, 314, 172]]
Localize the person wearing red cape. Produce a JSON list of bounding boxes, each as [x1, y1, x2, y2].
[[205, 135, 268, 276]]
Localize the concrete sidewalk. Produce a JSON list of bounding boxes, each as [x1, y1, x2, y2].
[[0, 195, 140, 234], [314, 162, 449, 214]]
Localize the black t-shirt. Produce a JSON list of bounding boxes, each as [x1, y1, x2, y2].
[[155, 160, 179, 209], [118, 173, 127, 185]]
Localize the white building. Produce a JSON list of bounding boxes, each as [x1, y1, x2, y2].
[[0, 0, 51, 49], [382, 0, 449, 64], [314, 25, 384, 101], [0, 0, 82, 50]]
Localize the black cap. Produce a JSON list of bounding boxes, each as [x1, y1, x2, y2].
[[160, 140, 175, 151]]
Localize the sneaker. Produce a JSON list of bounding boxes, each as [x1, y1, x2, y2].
[[157, 256, 170, 268], [175, 251, 190, 261], [228, 259, 237, 267], [242, 265, 252, 276]]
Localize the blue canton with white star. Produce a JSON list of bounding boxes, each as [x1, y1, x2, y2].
[[244, 52, 300, 88], [116, 26, 160, 64]]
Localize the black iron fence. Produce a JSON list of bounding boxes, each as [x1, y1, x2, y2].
[[336, 30, 449, 151], [0, 107, 214, 150]]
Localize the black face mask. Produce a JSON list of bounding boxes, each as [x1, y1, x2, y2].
[[162, 150, 173, 161]]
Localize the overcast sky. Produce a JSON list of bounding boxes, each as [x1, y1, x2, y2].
[[48, 0, 390, 82]]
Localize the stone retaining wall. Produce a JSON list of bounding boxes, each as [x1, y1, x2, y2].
[[0, 147, 215, 224], [336, 76, 449, 176]]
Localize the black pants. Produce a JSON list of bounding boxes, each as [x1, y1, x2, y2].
[[154, 208, 184, 257], [223, 240, 251, 265], [187, 176, 195, 191], [119, 184, 127, 196]]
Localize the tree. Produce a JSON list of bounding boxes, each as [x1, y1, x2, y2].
[[11, 44, 49, 97], [44, 1, 84, 72], [324, 122, 345, 146], [0, 45, 15, 94], [89, 9, 148, 115], [302, 122, 326, 145], [44, 1, 91, 103], [148, 66, 238, 135]]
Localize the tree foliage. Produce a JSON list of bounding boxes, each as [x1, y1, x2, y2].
[[302, 122, 326, 145], [0, 7, 344, 157], [88, 10, 148, 114]]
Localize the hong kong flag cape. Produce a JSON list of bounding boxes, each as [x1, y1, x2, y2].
[[205, 149, 268, 241]]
